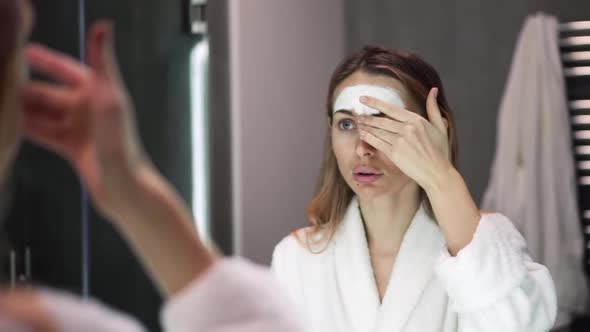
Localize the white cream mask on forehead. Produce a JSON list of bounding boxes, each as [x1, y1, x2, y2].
[[333, 84, 405, 116]]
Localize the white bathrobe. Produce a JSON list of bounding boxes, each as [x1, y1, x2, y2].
[[272, 197, 557, 332], [482, 13, 587, 327], [0, 258, 303, 332]]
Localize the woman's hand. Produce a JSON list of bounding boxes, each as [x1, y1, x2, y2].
[[357, 88, 453, 191], [22, 21, 147, 218], [22, 20, 215, 296], [358, 88, 482, 254]]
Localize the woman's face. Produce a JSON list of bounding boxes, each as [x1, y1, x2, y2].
[[331, 71, 418, 201]]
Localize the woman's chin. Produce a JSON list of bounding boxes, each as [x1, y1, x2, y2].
[[350, 182, 389, 199]]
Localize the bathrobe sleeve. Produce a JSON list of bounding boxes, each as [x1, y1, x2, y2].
[[37, 289, 147, 332], [0, 259, 302, 332], [434, 213, 558, 332], [160, 257, 304, 332]]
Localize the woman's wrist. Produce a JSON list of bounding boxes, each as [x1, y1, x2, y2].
[[101, 160, 216, 295], [422, 162, 460, 195], [423, 165, 481, 255], [98, 159, 161, 223]]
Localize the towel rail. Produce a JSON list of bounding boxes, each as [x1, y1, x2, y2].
[[559, 20, 590, 32], [571, 100, 590, 110], [560, 36, 590, 47], [565, 66, 590, 77], [563, 51, 590, 62]]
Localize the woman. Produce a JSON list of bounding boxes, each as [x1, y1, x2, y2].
[[272, 46, 557, 332], [0, 1, 302, 331]]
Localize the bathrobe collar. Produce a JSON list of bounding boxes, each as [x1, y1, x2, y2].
[[333, 196, 447, 332]]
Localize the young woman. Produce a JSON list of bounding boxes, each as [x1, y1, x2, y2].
[[272, 46, 557, 332]]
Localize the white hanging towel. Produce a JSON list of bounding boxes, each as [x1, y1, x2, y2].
[[482, 12, 587, 328]]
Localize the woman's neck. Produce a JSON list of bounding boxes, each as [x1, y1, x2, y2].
[[358, 183, 421, 255]]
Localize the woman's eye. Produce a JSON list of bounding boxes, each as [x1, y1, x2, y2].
[[338, 119, 356, 131]]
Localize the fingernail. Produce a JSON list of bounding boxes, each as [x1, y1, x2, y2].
[[359, 96, 368, 103], [99, 22, 114, 49]]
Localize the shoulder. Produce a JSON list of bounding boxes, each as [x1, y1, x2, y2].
[[478, 210, 513, 225], [271, 227, 336, 291], [274, 227, 316, 256], [479, 209, 498, 215], [478, 209, 514, 227], [272, 233, 300, 264], [476, 211, 527, 247], [272, 227, 333, 263], [479, 209, 516, 228]]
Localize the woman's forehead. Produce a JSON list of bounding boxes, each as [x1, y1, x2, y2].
[[332, 72, 409, 105]]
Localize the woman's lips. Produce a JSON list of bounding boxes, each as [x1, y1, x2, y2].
[[353, 173, 383, 184]]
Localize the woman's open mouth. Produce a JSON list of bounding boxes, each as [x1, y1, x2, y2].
[[352, 166, 383, 184]]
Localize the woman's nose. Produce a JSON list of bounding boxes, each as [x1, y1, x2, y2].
[[355, 138, 376, 158]]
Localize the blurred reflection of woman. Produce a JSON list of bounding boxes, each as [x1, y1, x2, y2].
[[272, 46, 557, 332], [0, 1, 302, 331]]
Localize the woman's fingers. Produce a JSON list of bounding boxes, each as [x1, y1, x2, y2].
[[359, 123, 398, 145], [359, 96, 418, 122], [425, 87, 447, 134], [357, 115, 404, 134], [360, 91, 448, 136], [26, 44, 89, 86], [22, 109, 69, 155], [86, 21, 124, 85], [22, 85, 74, 155], [359, 128, 392, 154], [22, 81, 76, 115]]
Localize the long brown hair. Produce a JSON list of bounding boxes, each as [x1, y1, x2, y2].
[[0, 0, 21, 100], [303, 46, 459, 250]]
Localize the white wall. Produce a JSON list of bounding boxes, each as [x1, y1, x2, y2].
[[228, 0, 345, 264]]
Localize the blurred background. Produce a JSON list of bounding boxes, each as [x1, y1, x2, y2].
[[1, 0, 590, 331]]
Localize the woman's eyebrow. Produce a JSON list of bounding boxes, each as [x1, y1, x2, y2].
[[334, 110, 354, 116], [333, 110, 391, 120]]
